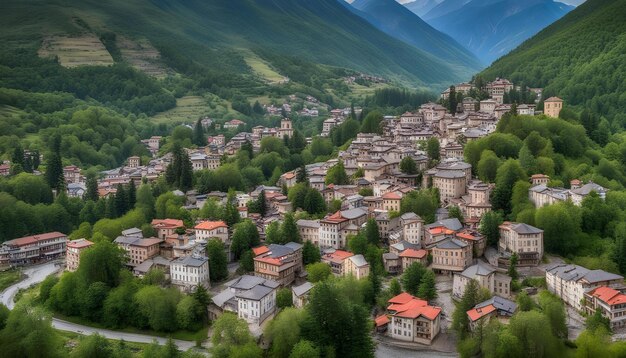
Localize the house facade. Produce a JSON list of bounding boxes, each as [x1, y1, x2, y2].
[[498, 222, 544, 266], [171, 256, 210, 292], [65, 238, 94, 272], [0, 232, 67, 267]]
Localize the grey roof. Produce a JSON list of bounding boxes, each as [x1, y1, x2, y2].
[[460, 261, 496, 279], [268, 244, 295, 258], [134, 260, 153, 273], [297, 220, 320, 228], [400, 212, 423, 222], [391, 241, 420, 252], [436, 238, 468, 250], [173, 256, 208, 267], [226, 275, 267, 290], [571, 182, 607, 195], [584, 270, 623, 283], [292, 282, 314, 297], [383, 252, 399, 260], [475, 296, 517, 314], [510, 223, 543, 234], [434, 170, 465, 179], [114, 236, 140, 245], [340, 207, 367, 219], [212, 290, 235, 307], [433, 218, 463, 231], [348, 254, 369, 267], [285, 242, 303, 251], [236, 284, 273, 301], [121, 227, 143, 237]]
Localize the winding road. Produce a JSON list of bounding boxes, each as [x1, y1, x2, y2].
[[0, 262, 197, 351]]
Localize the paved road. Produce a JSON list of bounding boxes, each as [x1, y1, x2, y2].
[[0, 262, 198, 351]]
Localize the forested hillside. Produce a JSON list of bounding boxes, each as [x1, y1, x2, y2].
[[481, 0, 626, 124]]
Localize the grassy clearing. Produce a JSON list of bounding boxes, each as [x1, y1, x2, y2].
[[0, 268, 23, 292], [55, 313, 208, 342], [244, 53, 286, 84], [38, 34, 114, 67], [118, 36, 170, 78], [58, 330, 150, 356], [151, 94, 236, 124], [347, 81, 389, 97]]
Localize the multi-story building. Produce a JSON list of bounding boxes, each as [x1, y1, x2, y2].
[[399, 248, 428, 271], [65, 239, 94, 272], [114, 236, 162, 266], [452, 261, 511, 299], [546, 263, 624, 311], [171, 256, 210, 292], [63, 165, 82, 184], [570, 182, 607, 206], [296, 220, 320, 245], [194, 221, 229, 242], [544, 97, 563, 118], [345, 254, 370, 279], [467, 296, 517, 330], [0, 232, 67, 267], [319, 208, 367, 249], [498, 222, 544, 266], [432, 170, 467, 200], [455, 230, 486, 258], [584, 286, 626, 329], [377, 292, 442, 345], [151, 219, 184, 240], [382, 191, 402, 212], [431, 238, 472, 273], [321, 249, 354, 276], [210, 275, 279, 324], [253, 243, 303, 286]]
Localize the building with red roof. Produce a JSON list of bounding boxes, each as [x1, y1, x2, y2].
[[399, 248, 428, 270], [253, 243, 303, 286], [151, 219, 184, 240], [585, 286, 626, 329], [194, 220, 228, 242], [0, 232, 67, 267], [319, 208, 367, 249], [66, 238, 94, 272], [380, 292, 442, 345], [321, 249, 354, 276], [382, 191, 402, 212]]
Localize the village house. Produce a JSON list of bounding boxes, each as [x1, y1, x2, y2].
[[376, 292, 442, 345], [383, 252, 401, 274], [151, 219, 184, 240], [382, 191, 402, 212], [546, 263, 624, 311], [544, 97, 563, 118], [319, 208, 367, 249], [345, 254, 370, 279], [114, 235, 162, 266], [452, 261, 511, 299], [570, 181, 607, 206], [498, 222, 544, 266], [209, 275, 279, 324], [127, 156, 140, 168], [296, 219, 320, 245], [423, 218, 463, 248], [584, 286, 626, 329], [292, 282, 314, 308], [431, 238, 473, 273], [194, 220, 229, 242], [63, 165, 82, 184], [223, 119, 245, 129], [455, 229, 486, 257], [171, 256, 210, 292], [321, 249, 354, 276], [65, 238, 94, 272], [0, 232, 67, 267], [479, 99, 497, 113], [467, 296, 517, 330], [253, 243, 303, 286], [400, 248, 428, 271]]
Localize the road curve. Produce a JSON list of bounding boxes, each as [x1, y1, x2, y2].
[[0, 262, 198, 351]]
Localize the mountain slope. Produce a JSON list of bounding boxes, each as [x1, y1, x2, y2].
[[425, 0, 573, 64], [348, 0, 482, 71], [481, 0, 626, 120], [401, 0, 443, 17], [0, 0, 474, 88]]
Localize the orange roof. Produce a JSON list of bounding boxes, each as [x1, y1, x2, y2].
[[387, 293, 441, 320], [254, 256, 282, 265], [252, 246, 270, 256], [283, 172, 296, 180], [544, 96, 562, 102], [152, 219, 184, 229], [375, 315, 390, 327], [399, 248, 427, 259], [456, 231, 481, 241], [322, 211, 348, 223], [130, 238, 163, 247], [194, 221, 227, 231], [323, 249, 354, 264], [589, 286, 626, 306], [238, 206, 248, 211], [531, 174, 549, 179], [467, 304, 496, 322], [5, 232, 66, 247], [382, 192, 401, 200], [428, 226, 455, 235]]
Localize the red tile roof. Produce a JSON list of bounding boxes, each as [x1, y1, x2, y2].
[[67, 239, 94, 249], [467, 304, 496, 322], [382, 192, 401, 200], [152, 219, 184, 229], [399, 248, 427, 259], [253, 246, 270, 256], [254, 256, 282, 265], [388, 292, 416, 305], [322, 250, 354, 264], [322, 211, 348, 224], [428, 226, 455, 235], [5, 232, 66, 247], [194, 220, 227, 231], [589, 286, 626, 306], [387, 293, 441, 320], [375, 315, 390, 327]]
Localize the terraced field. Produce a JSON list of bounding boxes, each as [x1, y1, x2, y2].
[[151, 95, 237, 125], [118, 37, 170, 78], [38, 34, 114, 67], [244, 53, 288, 84]]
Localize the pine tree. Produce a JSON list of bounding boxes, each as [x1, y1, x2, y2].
[[193, 118, 205, 146], [296, 165, 308, 184], [417, 270, 437, 301], [365, 218, 380, 245], [12, 145, 24, 167], [105, 195, 118, 219], [256, 190, 267, 216], [179, 151, 193, 192], [449, 86, 458, 114], [281, 213, 301, 243], [302, 240, 321, 265], [508, 253, 519, 280], [127, 180, 137, 210], [115, 184, 128, 215]]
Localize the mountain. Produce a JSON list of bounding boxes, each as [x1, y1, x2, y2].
[[481, 0, 626, 120], [401, 0, 443, 17], [424, 0, 573, 64], [0, 0, 477, 89], [348, 0, 482, 72]]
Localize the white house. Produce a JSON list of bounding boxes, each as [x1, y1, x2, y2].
[[170, 256, 210, 292]]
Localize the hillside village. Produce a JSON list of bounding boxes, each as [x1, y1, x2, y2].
[[0, 76, 618, 352]]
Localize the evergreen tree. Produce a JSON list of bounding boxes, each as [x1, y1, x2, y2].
[[46, 136, 64, 191], [179, 151, 193, 192], [417, 270, 437, 301], [389, 278, 402, 296], [615, 223, 626, 274], [448, 206, 464, 224], [252, 101, 264, 115], [325, 160, 349, 185], [452, 279, 480, 338], [256, 190, 267, 216], [281, 213, 301, 243], [127, 181, 136, 210], [115, 184, 128, 216], [508, 252, 519, 280], [449, 86, 458, 114], [402, 262, 426, 296], [206, 239, 229, 282], [12, 144, 24, 167], [296, 165, 308, 184], [365, 218, 380, 245], [85, 174, 99, 202], [425, 137, 440, 163], [480, 211, 503, 247], [193, 118, 205, 146], [105, 195, 117, 219], [302, 241, 321, 265], [400, 156, 418, 175], [239, 250, 255, 273]]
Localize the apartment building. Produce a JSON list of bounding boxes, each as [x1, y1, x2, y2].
[[65, 238, 94, 272], [194, 220, 229, 242], [253, 243, 303, 286], [584, 286, 626, 329], [453, 261, 511, 299], [431, 238, 472, 273], [210, 275, 279, 324], [498, 222, 544, 266], [151, 219, 184, 240], [171, 256, 210, 292], [0, 232, 67, 267], [345, 254, 370, 279], [296, 219, 320, 245], [377, 292, 442, 345]]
